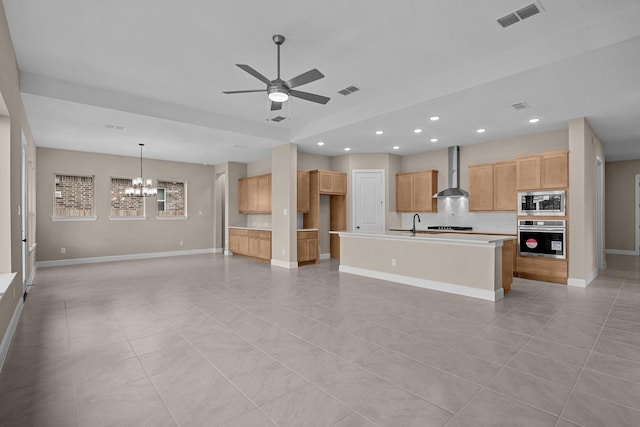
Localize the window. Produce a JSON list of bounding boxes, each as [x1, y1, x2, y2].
[[157, 180, 186, 217], [110, 178, 144, 217], [54, 174, 95, 217]]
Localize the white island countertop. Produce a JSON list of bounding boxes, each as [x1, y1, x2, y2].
[[335, 230, 515, 246], [229, 226, 319, 232]]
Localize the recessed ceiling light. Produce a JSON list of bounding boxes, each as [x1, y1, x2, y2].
[[430, 116, 440, 121], [344, 147, 351, 151], [528, 118, 540, 123], [393, 146, 400, 150], [317, 141, 325, 146], [414, 128, 423, 134], [375, 130, 384, 135], [476, 128, 486, 133], [430, 138, 438, 143]]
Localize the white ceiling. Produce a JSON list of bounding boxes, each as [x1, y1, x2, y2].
[[4, 0, 640, 164]]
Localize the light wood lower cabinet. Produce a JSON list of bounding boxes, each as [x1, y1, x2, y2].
[[229, 228, 271, 261], [297, 230, 318, 263], [515, 256, 568, 284]]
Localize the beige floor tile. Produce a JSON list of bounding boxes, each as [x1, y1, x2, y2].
[[458, 389, 557, 427], [76, 377, 176, 427], [575, 368, 640, 411], [507, 350, 583, 387], [229, 359, 308, 406], [430, 348, 503, 385], [358, 386, 453, 427], [3, 254, 638, 426], [260, 382, 352, 427], [313, 363, 391, 409], [584, 352, 640, 383], [219, 409, 276, 427], [486, 367, 572, 415], [562, 390, 640, 427]]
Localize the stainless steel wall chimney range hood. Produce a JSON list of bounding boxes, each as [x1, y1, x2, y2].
[[433, 146, 469, 198]]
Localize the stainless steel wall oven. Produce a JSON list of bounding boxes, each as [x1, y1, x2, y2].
[[518, 220, 566, 259]]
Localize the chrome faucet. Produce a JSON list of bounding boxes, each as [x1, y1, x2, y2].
[[411, 213, 421, 235]]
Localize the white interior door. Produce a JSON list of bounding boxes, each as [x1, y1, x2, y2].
[[353, 170, 384, 233]]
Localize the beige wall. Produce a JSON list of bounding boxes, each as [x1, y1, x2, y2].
[[298, 151, 331, 171], [605, 160, 639, 252], [1, 1, 38, 361], [568, 118, 605, 283], [36, 148, 215, 261]]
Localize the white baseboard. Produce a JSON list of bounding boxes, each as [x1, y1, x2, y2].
[[36, 248, 217, 268], [319, 253, 331, 260], [212, 247, 224, 254], [271, 259, 298, 269], [568, 267, 598, 288], [605, 249, 639, 256], [224, 250, 233, 256], [339, 265, 503, 301], [0, 298, 24, 373]]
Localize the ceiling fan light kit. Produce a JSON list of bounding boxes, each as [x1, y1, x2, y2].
[[223, 34, 330, 114]]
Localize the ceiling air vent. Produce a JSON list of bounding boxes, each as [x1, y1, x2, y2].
[[338, 85, 360, 96], [511, 101, 530, 110], [497, 13, 520, 28], [516, 3, 541, 20], [497, 2, 544, 28], [271, 116, 287, 122]]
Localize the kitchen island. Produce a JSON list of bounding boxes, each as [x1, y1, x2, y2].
[[337, 231, 515, 301]]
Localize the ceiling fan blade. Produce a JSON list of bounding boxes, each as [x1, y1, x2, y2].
[[222, 89, 266, 94], [236, 64, 272, 85], [270, 102, 282, 111], [286, 69, 324, 89], [290, 90, 330, 105]]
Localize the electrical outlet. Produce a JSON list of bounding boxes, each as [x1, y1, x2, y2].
[[282, 249, 285, 255], [391, 258, 396, 266], [60, 248, 66, 254], [179, 240, 184, 246]]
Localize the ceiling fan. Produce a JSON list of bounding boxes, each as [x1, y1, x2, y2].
[[223, 34, 330, 111]]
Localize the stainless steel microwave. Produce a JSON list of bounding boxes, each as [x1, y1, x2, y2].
[[518, 190, 566, 216]]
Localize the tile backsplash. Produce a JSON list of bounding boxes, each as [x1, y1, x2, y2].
[[401, 197, 517, 234]]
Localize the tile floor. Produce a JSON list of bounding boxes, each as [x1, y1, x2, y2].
[[1, 254, 639, 426]]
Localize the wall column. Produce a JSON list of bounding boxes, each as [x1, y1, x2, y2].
[[271, 144, 297, 268]]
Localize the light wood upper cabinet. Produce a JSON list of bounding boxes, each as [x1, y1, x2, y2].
[[541, 151, 568, 189], [516, 156, 541, 190], [396, 170, 438, 213], [297, 171, 310, 212], [469, 161, 516, 212], [318, 170, 347, 195], [256, 174, 271, 213], [493, 161, 517, 211], [516, 151, 568, 190], [238, 179, 248, 213], [396, 173, 413, 212], [468, 163, 494, 211], [238, 173, 271, 214]]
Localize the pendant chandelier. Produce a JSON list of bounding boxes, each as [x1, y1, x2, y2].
[[125, 143, 157, 197]]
